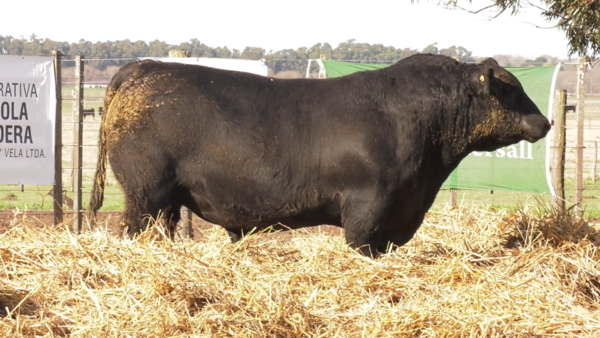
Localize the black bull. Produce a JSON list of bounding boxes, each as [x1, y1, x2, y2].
[[89, 54, 550, 256]]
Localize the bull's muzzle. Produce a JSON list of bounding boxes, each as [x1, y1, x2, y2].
[[521, 115, 551, 143]]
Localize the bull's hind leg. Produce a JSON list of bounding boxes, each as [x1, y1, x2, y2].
[[120, 196, 144, 236], [119, 189, 180, 238], [109, 146, 179, 238], [117, 188, 164, 237]]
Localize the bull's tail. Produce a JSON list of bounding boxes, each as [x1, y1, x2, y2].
[[88, 89, 116, 225]]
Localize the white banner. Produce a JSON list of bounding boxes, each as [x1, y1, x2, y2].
[[0, 56, 56, 184]]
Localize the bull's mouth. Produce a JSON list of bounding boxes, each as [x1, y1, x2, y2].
[[523, 134, 541, 143]]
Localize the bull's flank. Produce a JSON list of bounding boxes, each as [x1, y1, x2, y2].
[[89, 54, 551, 256], [0, 206, 599, 336]]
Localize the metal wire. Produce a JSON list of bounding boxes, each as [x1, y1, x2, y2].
[[4, 58, 600, 213]]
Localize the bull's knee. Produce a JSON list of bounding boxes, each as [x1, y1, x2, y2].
[[120, 212, 143, 237], [345, 226, 384, 258], [227, 229, 242, 243], [123, 221, 143, 238]]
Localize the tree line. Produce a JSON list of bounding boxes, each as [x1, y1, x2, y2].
[[0, 35, 480, 73], [0, 35, 562, 76]]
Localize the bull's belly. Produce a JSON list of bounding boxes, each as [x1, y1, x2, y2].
[[198, 200, 341, 231], [186, 182, 341, 231]]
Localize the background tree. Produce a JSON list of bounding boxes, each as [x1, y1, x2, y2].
[[264, 48, 308, 74], [456, 46, 475, 62], [148, 40, 170, 57], [436, 45, 476, 62], [7, 38, 24, 55], [422, 43, 439, 55], [0, 35, 9, 54], [22, 34, 43, 56], [214, 46, 234, 58], [42, 38, 70, 56], [131, 40, 149, 58], [69, 39, 92, 57], [240, 47, 266, 60], [90, 41, 116, 70], [436, 0, 600, 57], [530, 56, 548, 66], [114, 39, 134, 59], [490, 54, 526, 67], [182, 39, 212, 57]]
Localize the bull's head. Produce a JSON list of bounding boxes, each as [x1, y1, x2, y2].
[[467, 58, 551, 152]]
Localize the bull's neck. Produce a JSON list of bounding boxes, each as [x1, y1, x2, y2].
[[419, 90, 474, 172], [376, 68, 475, 173]]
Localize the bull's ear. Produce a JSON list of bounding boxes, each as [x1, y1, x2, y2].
[[481, 58, 500, 68], [468, 65, 493, 96]]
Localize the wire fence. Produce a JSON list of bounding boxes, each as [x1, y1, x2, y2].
[[0, 57, 599, 218]]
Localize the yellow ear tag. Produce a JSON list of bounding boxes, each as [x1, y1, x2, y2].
[[480, 75, 485, 82]]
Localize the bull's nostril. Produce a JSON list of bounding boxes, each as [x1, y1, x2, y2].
[[544, 121, 551, 135]]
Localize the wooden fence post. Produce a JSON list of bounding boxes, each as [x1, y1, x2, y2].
[[550, 89, 566, 214], [592, 141, 597, 185], [72, 56, 84, 233], [450, 189, 457, 208], [52, 51, 64, 225], [178, 207, 194, 239], [576, 57, 587, 218]]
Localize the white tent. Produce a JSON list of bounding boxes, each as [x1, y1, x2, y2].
[[140, 57, 268, 76]]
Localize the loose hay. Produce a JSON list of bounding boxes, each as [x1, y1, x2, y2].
[[0, 206, 599, 337]]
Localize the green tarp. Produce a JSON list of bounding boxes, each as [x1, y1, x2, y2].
[[321, 60, 389, 77], [320, 60, 558, 194]]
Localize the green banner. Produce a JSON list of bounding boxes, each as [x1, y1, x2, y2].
[[320, 60, 558, 194], [321, 60, 389, 78]]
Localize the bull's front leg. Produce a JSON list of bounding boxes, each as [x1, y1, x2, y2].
[[378, 205, 428, 253], [341, 191, 390, 257], [226, 229, 242, 243]]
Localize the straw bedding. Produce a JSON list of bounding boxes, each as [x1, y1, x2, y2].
[[0, 205, 599, 337]]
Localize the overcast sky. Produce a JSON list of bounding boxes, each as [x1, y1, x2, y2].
[[2, 0, 571, 59]]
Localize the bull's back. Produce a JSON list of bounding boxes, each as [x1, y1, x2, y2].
[[107, 60, 389, 161]]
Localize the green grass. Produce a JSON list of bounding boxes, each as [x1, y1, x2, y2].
[[431, 189, 548, 212], [61, 86, 106, 100], [433, 178, 600, 218], [0, 183, 124, 211]]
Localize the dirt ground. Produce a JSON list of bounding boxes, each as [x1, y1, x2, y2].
[[0, 209, 344, 242]]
